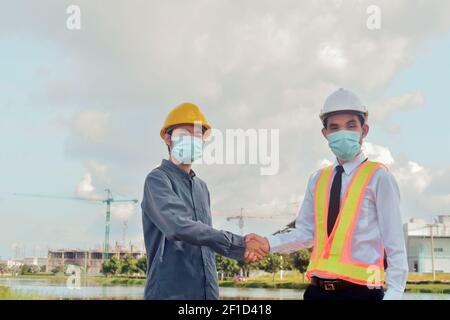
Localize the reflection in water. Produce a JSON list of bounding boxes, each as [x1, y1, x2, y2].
[[1, 277, 449, 300]]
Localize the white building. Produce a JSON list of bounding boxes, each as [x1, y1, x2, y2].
[[6, 259, 23, 268], [404, 215, 450, 273], [22, 257, 48, 267], [1, 257, 47, 269]]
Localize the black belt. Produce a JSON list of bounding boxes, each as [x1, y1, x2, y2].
[[310, 276, 363, 291]]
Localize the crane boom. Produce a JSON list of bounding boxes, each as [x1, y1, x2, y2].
[[14, 189, 138, 260], [225, 207, 295, 235], [13, 193, 103, 202]]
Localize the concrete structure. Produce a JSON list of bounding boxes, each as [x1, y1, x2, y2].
[[47, 246, 145, 274], [404, 215, 450, 273]]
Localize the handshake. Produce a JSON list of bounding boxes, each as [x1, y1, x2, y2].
[[243, 233, 270, 263]]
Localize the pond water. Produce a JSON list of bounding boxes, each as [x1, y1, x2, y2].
[[1, 277, 448, 300]]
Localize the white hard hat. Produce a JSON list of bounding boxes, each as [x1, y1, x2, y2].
[[319, 88, 368, 121]]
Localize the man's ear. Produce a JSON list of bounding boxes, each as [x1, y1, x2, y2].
[[362, 124, 369, 139], [163, 133, 172, 148], [321, 127, 328, 140]]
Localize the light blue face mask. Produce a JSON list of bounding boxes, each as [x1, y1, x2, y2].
[[171, 135, 203, 164], [327, 130, 362, 161]]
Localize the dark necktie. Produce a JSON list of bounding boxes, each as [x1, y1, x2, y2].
[[327, 165, 344, 237]]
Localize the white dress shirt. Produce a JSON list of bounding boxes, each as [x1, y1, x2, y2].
[[267, 152, 409, 300]]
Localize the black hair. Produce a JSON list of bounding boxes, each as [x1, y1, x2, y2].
[[323, 112, 365, 129]]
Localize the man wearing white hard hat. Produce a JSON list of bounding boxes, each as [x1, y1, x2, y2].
[[256, 88, 408, 300]]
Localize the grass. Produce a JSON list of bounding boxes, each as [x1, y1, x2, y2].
[[407, 273, 450, 282], [93, 276, 146, 286], [406, 284, 450, 294], [0, 286, 53, 300], [220, 271, 450, 294]]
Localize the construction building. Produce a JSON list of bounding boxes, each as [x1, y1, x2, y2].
[[47, 245, 145, 274]]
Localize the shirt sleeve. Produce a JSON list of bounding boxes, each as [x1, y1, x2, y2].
[[266, 174, 315, 253], [375, 169, 409, 300], [143, 170, 246, 260]]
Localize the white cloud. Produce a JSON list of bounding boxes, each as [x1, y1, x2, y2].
[[111, 203, 136, 222], [358, 143, 450, 220], [393, 161, 433, 194], [75, 160, 111, 200], [321, 141, 450, 221], [76, 173, 99, 199], [362, 142, 395, 165], [86, 160, 110, 185], [319, 44, 347, 69], [71, 110, 110, 144]]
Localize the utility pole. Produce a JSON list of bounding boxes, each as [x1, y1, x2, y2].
[[238, 208, 244, 236], [122, 221, 128, 250], [104, 189, 112, 260], [429, 224, 436, 281]]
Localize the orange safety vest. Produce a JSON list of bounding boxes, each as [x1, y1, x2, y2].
[[305, 161, 387, 287]]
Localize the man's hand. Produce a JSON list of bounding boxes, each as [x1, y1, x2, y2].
[[244, 233, 270, 263]]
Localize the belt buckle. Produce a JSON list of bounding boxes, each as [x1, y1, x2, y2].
[[324, 282, 336, 291]]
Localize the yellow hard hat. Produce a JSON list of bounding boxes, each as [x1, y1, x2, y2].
[[160, 102, 211, 139]]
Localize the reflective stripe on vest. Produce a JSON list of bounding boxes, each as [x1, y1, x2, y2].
[[306, 161, 387, 286]]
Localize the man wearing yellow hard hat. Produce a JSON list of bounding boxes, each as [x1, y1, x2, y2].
[[141, 102, 267, 300]]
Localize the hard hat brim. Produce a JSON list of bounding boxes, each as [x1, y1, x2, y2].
[[319, 109, 369, 121]]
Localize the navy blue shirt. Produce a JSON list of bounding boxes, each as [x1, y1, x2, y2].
[[141, 159, 246, 300]]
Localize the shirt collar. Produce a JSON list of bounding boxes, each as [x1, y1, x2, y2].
[[333, 151, 368, 176], [161, 159, 196, 180]]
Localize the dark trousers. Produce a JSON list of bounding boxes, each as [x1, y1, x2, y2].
[[303, 284, 384, 300]]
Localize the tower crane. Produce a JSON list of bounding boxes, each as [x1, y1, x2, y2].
[[14, 189, 138, 260], [226, 207, 296, 236]]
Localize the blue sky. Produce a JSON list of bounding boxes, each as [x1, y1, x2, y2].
[[374, 32, 450, 168]]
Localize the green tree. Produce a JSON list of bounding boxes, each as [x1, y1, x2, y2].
[[136, 256, 147, 275], [30, 265, 40, 274], [0, 263, 7, 275], [292, 249, 311, 283], [215, 255, 240, 280], [101, 255, 122, 276], [51, 265, 64, 274], [19, 264, 33, 275], [215, 255, 225, 280], [262, 253, 283, 282], [237, 260, 249, 278], [121, 254, 138, 276]]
